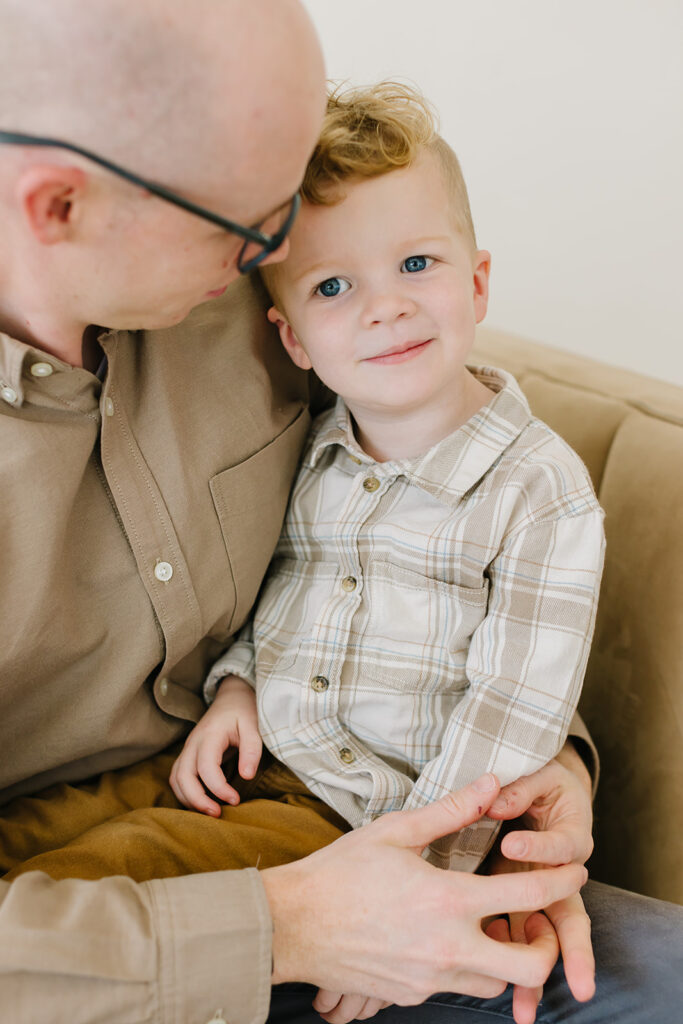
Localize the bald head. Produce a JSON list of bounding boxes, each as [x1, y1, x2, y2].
[[0, 0, 324, 206], [0, 0, 325, 361]]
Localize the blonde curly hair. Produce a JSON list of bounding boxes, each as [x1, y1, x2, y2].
[[301, 80, 476, 248], [261, 81, 477, 305]]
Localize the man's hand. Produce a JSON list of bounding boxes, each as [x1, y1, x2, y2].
[[484, 743, 596, 1024], [261, 773, 588, 1010], [169, 675, 262, 816]]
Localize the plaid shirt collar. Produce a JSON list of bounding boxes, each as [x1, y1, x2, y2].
[[305, 366, 533, 507]]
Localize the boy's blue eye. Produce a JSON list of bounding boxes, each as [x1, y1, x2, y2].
[[401, 255, 432, 273], [315, 277, 350, 297]]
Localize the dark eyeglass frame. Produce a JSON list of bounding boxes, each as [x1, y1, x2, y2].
[[0, 129, 300, 273]]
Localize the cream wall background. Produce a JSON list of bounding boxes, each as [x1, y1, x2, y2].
[[301, 0, 683, 385]]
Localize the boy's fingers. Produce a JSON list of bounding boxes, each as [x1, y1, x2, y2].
[[318, 993, 363, 1024], [484, 913, 544, 1023], [485, 917, 510, 943], [545, 894, 595, 1002], [173, 766, 222, 816], [382, 774, 500, 850], [511, 913, 551, 1024], [237, 729, 263, 779], [196, 750, 241, 805], [313, 989, 343, 1013]]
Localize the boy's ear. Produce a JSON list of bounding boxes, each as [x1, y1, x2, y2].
[[472, 249, 491, 324], [267, 305, 312, 371]]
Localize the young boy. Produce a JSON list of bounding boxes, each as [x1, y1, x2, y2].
[[171, 82, 605, 875]]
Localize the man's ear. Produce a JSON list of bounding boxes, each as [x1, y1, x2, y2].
[[473, 249, 491, 324], [15, 164, 88, 244], [267, 305, 312, 371]]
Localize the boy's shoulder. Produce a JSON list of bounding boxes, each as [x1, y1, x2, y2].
[[476, 367, 603, 523]]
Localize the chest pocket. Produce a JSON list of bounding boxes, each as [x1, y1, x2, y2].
[[357, 560, 489, 693], [209, 405, 310, 636]]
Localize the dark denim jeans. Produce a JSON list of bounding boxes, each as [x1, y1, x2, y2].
[[267, 881, 683, 1023]]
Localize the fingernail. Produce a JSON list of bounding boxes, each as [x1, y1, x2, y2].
[[473, 772, 497, 792], [507, 838, 526, 856]]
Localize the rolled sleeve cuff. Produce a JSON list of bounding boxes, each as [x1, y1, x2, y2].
[[146, 867, 272, 1024], [203, 642, 257, 704]]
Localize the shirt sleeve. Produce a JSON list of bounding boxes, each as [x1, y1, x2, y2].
[[204, 621, 257, 703], [401, 508, 605, 871], [0, 867, 272, 1024]]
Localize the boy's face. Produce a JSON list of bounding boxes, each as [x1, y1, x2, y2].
[[268, 152, 490, 419]]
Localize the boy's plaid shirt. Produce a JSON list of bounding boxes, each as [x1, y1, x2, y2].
[[207, 367, 605, 869]]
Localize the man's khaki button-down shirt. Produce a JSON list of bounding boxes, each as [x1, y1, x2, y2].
[[0, 278, 310, 1023]]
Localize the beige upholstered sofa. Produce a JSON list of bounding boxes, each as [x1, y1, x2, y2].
[[471, 327, 683, 907]]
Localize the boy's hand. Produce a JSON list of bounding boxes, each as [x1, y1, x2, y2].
[[169, 674, 262, 816], [313, 990, 391, 1023]]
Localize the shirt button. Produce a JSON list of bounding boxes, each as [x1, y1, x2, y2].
[[30, 361, 54, 378], [311, 675, 330, 692], [349, 454, 362, 465], [363, 477, 380, 492], [159, 678, 169, 697], [1, 385, 18, 404], [341, 576, 357, 592], [103, 397, 115, 417], [154, 561, 174, 582], [339, 747, 355, 764]]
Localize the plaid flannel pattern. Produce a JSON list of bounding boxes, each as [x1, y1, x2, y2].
[[207, 368, 605, 870]]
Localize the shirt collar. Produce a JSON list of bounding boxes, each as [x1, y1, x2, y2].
[[0, 327, 116, 411], [306, 366, 533, 506]]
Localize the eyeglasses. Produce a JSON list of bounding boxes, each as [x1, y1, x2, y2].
[[0, 129, 300, 273]]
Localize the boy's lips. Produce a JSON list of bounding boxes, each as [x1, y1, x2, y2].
[[365, 338, 434, 364]]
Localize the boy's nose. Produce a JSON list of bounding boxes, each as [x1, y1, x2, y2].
[[361, 288, 417, 328]]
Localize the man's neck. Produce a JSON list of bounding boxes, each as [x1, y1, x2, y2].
[[348, 371, 494, 463], [0, 305, 94, 369]]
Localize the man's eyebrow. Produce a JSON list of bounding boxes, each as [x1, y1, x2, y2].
[[250, 194, 296, 229]]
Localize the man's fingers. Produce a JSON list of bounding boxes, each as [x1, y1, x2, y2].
[[545, 894, 595, 1002], [487, 766, 557, 821], [382, 773, 500, 850], [475, 862, 587, 919], [502, 826, 592, 867], [445, 972, 508, 1000]]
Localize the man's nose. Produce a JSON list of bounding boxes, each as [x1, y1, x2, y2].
[[361, 286, 417, 327], [258, 236, 290, 267]]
